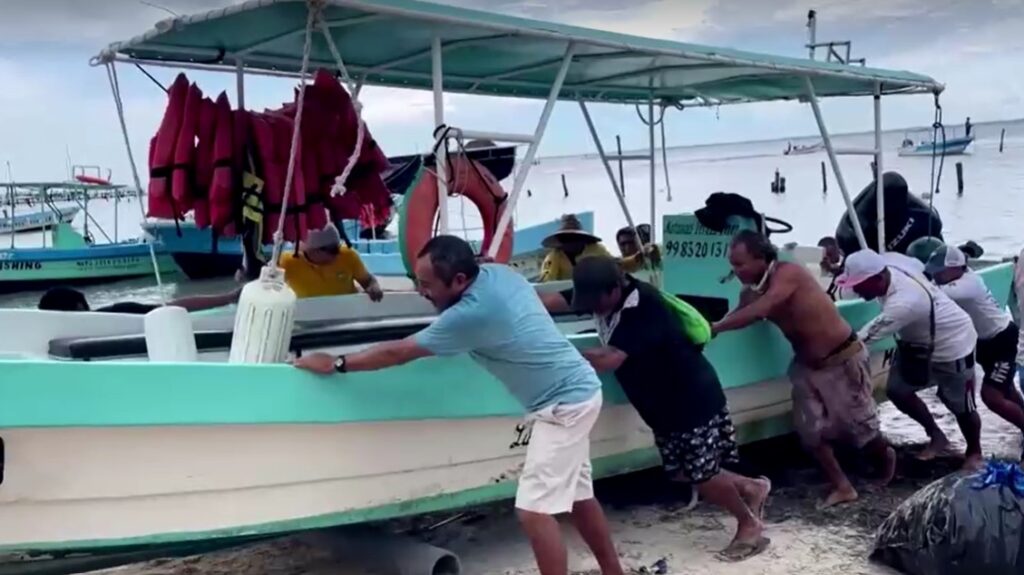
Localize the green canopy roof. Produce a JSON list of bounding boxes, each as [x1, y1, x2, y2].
[[94, 0, 943, 106]]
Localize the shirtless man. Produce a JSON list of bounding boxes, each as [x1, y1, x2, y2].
[[712, 230, 896, 507]]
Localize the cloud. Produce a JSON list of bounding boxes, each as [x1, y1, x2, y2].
[[0, 0, 237, 45]]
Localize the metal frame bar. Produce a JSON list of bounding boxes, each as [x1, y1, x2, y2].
[[804, 77, 868, 250], [647, 95, 657, 243], [235, 14, 384, 57], [571, 62, 735, 88], [579, 100, 638, 230], [367, 34, 511, 73], [432, 36, 448, 234], [457, 130, 535, 144], [487, 42, 576, 258], [873, 82, 885, 252], [468, 56, 567, 90], [235, 60, 245, 109]]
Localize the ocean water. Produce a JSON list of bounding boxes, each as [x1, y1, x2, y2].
[[1, 119, 1022, 308]]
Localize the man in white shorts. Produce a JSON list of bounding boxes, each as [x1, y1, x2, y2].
[[294, 235, 624, 575], [926, 245, 1024, 452], [839, 249, 983, 470]]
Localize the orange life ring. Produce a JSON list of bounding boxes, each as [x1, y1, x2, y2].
[[399, 155, 514, 274]]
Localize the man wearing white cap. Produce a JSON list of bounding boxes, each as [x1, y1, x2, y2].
[[926, 245, 1024, 445], [280, 223, 383, 301], [838, 249, 982, 469]]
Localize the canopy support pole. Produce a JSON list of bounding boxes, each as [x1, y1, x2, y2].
[[647, 95, 657, 243], [487, 42, 576, 258], [235, 60, 245, 110], [432, 36, 448, 234], [873, 82, 885, 252], [578, 100, 643, 242], [804, 77, 868, 250]]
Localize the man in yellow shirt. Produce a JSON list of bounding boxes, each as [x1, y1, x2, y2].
[[538, 215, 612, 282], [280, 223, 384, 300], [616, 224, 661, 274]]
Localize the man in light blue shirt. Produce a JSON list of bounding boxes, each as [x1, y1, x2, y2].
[[294, 235, 623, 575]]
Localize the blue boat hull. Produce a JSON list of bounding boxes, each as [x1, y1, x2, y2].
[[144, 213, 595, 279], [0, 242, 179, 293]]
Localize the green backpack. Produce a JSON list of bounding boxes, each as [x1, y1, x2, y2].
[[659, 291, 712, 347]]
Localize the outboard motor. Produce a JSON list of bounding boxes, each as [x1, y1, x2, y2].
[[835, 172, 943, 255]]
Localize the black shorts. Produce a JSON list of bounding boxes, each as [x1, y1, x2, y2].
[[977, 322, 1019, 393], [653, 408, 740, 484]]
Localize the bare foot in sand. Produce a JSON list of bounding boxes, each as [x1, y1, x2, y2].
[[741, 477, 772, 521], [962, 453, 985, 472], [873, 446, 897, 488], [916, 434, 951, 461], [818, 486, 858, 509]]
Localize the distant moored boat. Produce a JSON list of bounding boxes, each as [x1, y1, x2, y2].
[[898, 135, 974, 157]]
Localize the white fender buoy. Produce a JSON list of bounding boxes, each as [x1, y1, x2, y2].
[[144, 306, 198, 362], [229, 265, 296, 364]]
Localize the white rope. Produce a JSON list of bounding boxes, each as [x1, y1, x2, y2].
[[317, 10, 366, 199], [270, 0, 317, 268], [105, 61, 166, 302]]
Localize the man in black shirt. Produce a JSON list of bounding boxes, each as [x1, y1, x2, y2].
[[38, 286, 241, 314], [539, 256, 771, 562]]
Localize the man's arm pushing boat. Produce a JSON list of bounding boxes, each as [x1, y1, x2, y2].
[[712, 266, 798, 335], [291, 337, 432, 374]]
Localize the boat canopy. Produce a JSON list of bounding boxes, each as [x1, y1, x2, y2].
[[93, 0, 942, 106]]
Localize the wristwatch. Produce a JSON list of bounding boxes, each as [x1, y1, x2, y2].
[[333, 355, 347, 373]]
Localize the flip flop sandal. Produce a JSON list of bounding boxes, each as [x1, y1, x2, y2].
[[716, 536, 771, 562]]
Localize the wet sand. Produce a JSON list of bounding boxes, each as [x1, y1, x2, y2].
[[91, 388, 1022, 575]]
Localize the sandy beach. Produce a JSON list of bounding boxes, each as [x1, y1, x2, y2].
[[86, 387, 1022, 575]]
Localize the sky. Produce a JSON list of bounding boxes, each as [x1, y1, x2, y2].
[[1, 0, 1022, 182]]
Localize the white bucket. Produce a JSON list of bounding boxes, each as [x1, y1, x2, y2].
[[144, 306, 198, 362]]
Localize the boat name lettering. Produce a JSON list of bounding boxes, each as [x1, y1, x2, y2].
[[664, 220, 737, 237], [74, 257, 142, 269], [0, 260, 43, 270], [663, 239, 727, 260], [509, 423, 532, 450]]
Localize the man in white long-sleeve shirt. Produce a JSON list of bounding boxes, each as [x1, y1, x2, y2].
[[926, 246, 1023, 451], [1013, 250, 1024, 392], [837, 249, 983, 470]]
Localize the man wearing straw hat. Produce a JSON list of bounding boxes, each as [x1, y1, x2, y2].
[[538, 214, 613, 282]]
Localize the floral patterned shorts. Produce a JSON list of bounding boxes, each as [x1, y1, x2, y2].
[[653, 408, 740, 484]]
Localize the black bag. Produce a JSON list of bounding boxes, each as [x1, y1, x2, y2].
[[872, 461, 1024, 575], [893, 268, 936, 387]]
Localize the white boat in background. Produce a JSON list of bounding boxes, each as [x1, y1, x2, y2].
[[0, 206, 79, 235], [783, 141, 824, 155], [898, 135, 974, 156]]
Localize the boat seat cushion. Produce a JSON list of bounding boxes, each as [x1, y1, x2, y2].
[[48, 311, 590, 361]]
